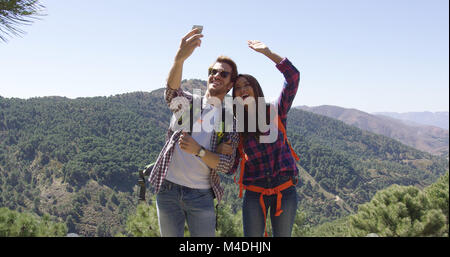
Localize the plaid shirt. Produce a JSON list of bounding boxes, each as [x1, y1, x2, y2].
[[148, 87, 240, 204], [232, 58, 300, 185]]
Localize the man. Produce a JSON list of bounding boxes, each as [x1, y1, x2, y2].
[[148, 28, 240, 237]]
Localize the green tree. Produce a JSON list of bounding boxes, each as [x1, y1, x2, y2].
[[0, 207, 67, 236], [125, 202, 160, 237], [0, 0, 45, 42], [98, 191, 107, 206], [291, 210, 307, 236], [301, 216, 352, 237], [96, 221, 109, 237], [349, 183, 447, 237], [65, 215, 76, 233], [424, 171, 449, 236], [216, 203, 243, 237]]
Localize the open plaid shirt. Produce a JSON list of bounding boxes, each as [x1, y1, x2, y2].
[[232, 58, 300, 185], [148, 87, 240, 204]]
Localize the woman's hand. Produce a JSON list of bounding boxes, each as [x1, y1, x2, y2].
[[247, 40, 270, 55], [247, 40, 283, 64], [216, 139, 233, 155]]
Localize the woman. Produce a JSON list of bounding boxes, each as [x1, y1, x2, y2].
[[218, 40, 300, 237]]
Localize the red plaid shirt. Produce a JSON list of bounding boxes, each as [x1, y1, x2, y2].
[[231, 58, 300, 185], [148, 87, 240, 204]]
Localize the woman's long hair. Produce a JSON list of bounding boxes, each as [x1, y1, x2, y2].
[[232, 74, 272, 142]]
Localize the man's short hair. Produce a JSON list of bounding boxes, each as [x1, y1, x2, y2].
[[210, 56, 238, 83]]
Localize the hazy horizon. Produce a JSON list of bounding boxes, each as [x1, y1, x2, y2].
[[1, 90, 448, 114], [1, 0, 448, 114]]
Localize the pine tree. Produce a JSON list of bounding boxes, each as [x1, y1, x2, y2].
[[216, 203, 243, 237], [0, 207, 67, 236], [424, 171, 449, 236], [125, 201, 160, 237], [291, 210, 307, 236], [349, 183, 447, 237], [0, 0, 45, 42]]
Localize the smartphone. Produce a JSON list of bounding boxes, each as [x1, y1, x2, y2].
[[192, 25, 203, 34]]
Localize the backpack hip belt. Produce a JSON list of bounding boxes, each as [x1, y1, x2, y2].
[[245, 179, 295, 237]]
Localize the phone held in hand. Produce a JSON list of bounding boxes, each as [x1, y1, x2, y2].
[[192, 25, 203, 34]]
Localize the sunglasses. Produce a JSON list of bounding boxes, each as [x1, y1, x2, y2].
[[208, 68, 230, 79]]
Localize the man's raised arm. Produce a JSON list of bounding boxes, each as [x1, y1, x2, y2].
[[166, 29, 203, 90]]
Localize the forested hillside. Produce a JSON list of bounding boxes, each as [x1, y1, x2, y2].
[[287, 109, 448, 224], [0, 92, 170, 236], [0, 80, 448, 236]]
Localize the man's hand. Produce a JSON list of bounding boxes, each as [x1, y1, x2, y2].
[[179, 132, 201, 155], [216, 139, 233, 155], [175, 28, 204, 63], [166, 28, 203, 90]]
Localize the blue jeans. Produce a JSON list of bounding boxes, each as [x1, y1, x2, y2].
[[242, 175, 298, 237], [156, 180, 216, 237]]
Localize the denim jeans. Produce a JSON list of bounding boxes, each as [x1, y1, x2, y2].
[[156, 180, 216, 237], [242, 175, 298, 237]]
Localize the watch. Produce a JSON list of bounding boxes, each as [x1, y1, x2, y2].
[[196, 146, 206, 157]]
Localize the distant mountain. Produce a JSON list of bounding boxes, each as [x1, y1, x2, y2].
[[374, 111, 449, 130], [296, 105, 449, 156], [149, 79, 207, 98]]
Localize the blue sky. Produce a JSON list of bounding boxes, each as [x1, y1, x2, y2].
[[0, 0, 448, 113]]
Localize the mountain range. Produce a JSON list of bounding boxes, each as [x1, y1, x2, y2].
[[374, 111, 449, 130], [296, 105, 449, 156], [0, 80, 448, 236]]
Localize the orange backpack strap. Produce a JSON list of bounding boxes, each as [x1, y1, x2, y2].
[[233, 135, 246, 198], [235, 135, 248, 198], [275, 115, 300, 161], [234, 116, 299, 199]]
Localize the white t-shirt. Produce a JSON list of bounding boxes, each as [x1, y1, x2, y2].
[[165, 102, 220, 189]]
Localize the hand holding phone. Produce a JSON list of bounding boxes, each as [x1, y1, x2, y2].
[[192, 25, 203, 34]]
